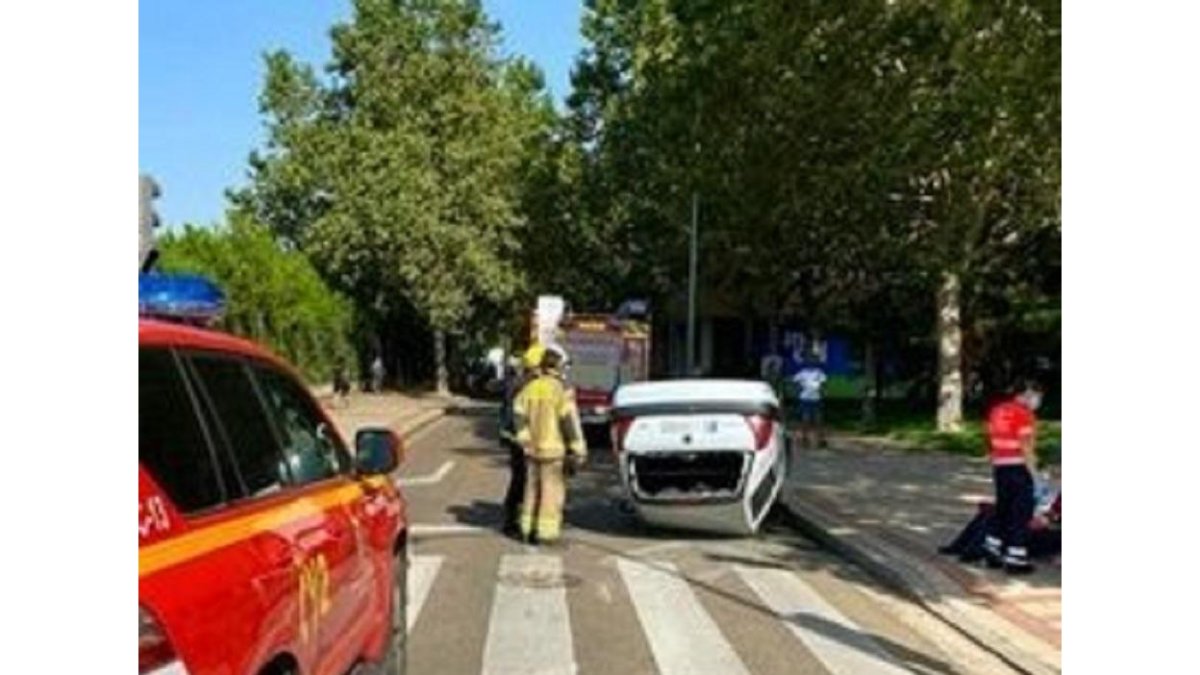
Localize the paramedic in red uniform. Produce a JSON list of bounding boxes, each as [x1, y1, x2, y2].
[[983, 379, 1045, 574]]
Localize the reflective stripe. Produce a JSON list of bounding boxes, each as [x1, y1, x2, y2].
[[991, 438, 1022, 450], [984, 537, 1003, 555], [139, 482, 364, 577], [991, 456, 1027, 467], [536, 515, 563, 540]]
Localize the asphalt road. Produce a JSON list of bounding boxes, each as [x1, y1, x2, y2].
[[390, 403, 1017, 675]]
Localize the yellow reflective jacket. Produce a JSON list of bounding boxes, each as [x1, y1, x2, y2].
[[513, 373, 587, 460]]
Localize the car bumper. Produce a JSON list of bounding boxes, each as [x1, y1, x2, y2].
[[579, 406, 611, 425]]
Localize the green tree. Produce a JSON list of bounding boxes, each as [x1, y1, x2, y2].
[[567, 0, 1059, 428], [882, 0, 1061, 429], [157, 214, 355, 382], [233, 0, 549, 392]]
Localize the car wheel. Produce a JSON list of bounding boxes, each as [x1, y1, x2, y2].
[[381, 547, 408, 675]]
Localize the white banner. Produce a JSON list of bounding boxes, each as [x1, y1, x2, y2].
[[536, 295, 565, 345]]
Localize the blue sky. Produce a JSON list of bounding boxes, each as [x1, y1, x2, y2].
[[139, 1, 584, 228]]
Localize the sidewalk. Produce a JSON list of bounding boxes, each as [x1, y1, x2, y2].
[[312, 388, 461, 440], [779, 434, 1062, 675]]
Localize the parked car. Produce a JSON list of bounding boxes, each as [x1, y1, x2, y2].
[[139, 306, 409, 674], [610, 380, 789, 535]]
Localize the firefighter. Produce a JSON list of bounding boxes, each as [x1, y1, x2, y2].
[[513, 345, 588, 545], [499, 344, 543, 538], [982, 379, 1045, 575]]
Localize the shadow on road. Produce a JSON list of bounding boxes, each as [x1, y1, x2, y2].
[[784, 611, 958, 675], [447, 499, 506, 529], [567, 535, 957, 675]]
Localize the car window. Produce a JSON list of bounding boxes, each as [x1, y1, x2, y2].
[[139, 348, 225, 513], [253, 365, 352, 485], [189, 355, 287, 500]]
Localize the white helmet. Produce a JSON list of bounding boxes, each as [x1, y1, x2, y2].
[[544, 343, 571, 369], [547, 343, 570, 366]]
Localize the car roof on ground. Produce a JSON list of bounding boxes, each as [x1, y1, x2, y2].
[[613, 379, 778, 408]]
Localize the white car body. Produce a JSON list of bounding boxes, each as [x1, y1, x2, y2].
[[611, 379, 789, 535]]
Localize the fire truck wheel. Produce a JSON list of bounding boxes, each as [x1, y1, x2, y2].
[[383, 547, 409, 675]]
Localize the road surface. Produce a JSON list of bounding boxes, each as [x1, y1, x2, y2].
[[382, 403, 1016, 675]]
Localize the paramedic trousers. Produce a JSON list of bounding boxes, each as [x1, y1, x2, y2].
[[520, 458, 566, 542], [501, 438, 527, 531], [985, 465, 1035, 567]]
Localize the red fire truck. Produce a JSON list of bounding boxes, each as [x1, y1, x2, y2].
[[530, 299, 651, 426]]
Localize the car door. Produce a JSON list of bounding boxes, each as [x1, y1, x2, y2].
[[183, 352, 318, 669], [141, 346, 291, 674], [248, 362, 374, 671], [139, 346, 235, 673]]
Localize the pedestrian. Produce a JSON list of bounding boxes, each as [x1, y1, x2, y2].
[[499, 345, 542, 539], [791, 351, 827, 448], [761, 352, 785, 397], [939, 487, 1061, 563], [370, 355, 385, 393], [513, 345, 588, 546], [332, 357, 351, 407], [982, 379, 1045, 574]]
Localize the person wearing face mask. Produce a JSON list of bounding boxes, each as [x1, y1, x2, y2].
[[982, 378, 1045, 574]]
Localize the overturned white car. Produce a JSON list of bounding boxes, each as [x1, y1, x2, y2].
[[611, 380, 789, 535]]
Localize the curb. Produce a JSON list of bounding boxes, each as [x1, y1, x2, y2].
[[777, 493, 1061, 675], [395, 405, 453, 438]]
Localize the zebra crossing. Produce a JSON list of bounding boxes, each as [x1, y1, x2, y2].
[[406, 552, 925, 675]]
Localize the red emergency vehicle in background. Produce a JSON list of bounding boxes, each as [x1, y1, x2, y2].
[[139, 275, 410, 675], [530, 299, 652, 426]]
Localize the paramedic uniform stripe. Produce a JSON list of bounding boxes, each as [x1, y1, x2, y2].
[[617, 558, 750, 675], [735, 565, 911, 675], [481, 555, 577, 675], [407, 555, 443, 632]]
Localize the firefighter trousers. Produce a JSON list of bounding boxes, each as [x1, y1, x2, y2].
[[520, 458, 566, 542], [985, 465, 1035, 567], [501, 438, 526, 530]]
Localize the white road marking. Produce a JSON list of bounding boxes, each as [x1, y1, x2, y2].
[[735, 566, 911, 675], [623, 541, 689, 558], [409, 523, 492, 538], [397, 460, 456, 487], [482, 555, 577, 675], [594, 581, 614, 605], [617, 558, 750, 675], [407, 555, 443, 632]]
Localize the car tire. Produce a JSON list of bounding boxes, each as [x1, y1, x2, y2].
[[381, 546, 409, 675]]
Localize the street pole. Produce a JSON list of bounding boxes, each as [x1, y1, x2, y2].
[[686, 190, 698, 375]]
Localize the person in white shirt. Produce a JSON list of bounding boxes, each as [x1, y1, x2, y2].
[[791, 356, 827, 448]]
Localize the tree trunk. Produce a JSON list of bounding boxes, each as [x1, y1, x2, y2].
[[874, 341, 886, 409], [861, 340, 877, 426], [936, 271, 964, 432], [434, 329, 449, 395]]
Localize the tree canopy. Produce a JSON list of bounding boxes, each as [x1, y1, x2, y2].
[[562, 0, 1060, 426], [232, 0, 557, 389], [217, 0, 1059, 423], [157, 213, 355, 382]]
